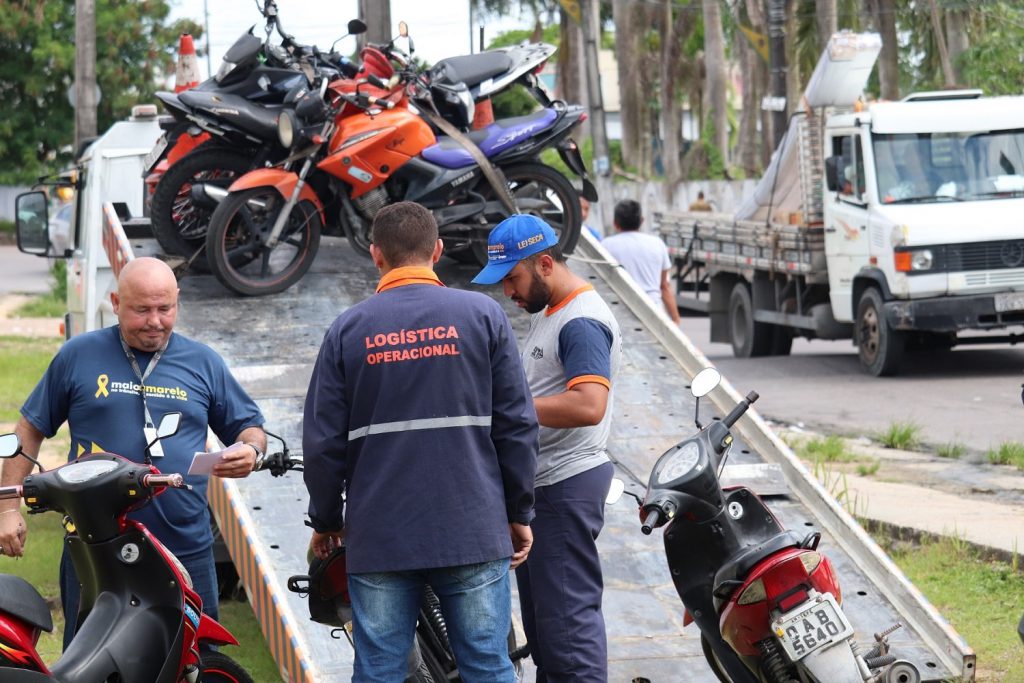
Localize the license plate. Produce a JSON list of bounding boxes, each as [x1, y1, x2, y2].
[[142, 134, 169, 175], [771, 593, 854, 662], [995, 292, 1024, 313]]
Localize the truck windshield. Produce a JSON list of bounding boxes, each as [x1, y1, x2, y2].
[[873, 129, 1024, 203]]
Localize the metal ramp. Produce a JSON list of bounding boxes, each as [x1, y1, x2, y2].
[[178, 234, 973, 682]]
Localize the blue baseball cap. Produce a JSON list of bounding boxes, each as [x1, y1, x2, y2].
[[472, 215, 558, 285]]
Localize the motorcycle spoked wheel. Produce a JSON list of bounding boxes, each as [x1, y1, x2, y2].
[[469, 161, 583, 266], [151, 147, 256, 270], [198, 651, 255, 683], [206, 188, 322, 297]]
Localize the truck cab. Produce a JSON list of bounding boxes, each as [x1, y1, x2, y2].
[[823, 91, 1024, 373]]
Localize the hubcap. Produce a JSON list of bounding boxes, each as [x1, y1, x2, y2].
[[860, 306, 880, 363]]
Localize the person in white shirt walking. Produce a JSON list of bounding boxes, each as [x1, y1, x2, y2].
[[601, 199, 681, 324]]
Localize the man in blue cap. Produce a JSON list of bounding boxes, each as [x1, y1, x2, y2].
[[473, 214, 622, 682]]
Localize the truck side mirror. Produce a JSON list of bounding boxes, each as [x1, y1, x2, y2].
[[15, 191, 50, 256], [824, 156, 842, 192]]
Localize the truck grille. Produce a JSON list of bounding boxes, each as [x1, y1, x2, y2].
[[902, 240, 1024, 273]]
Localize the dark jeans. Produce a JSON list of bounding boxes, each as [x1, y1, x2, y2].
[[60, 542, 219, 651], [516, 461, 613, 683]]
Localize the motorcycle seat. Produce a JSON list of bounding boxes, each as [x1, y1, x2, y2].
[[431, 52, 513, 91], [421, 108, 558, 169], [0, 574, 53, 633], [711, 530, 805, 600]]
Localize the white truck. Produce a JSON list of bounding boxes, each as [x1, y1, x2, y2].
[[657, 32, 1024, 375]]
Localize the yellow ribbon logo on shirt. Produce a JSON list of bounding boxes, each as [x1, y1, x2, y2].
[[95, 374, 109, 398]]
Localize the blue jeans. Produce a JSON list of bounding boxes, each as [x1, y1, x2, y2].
[[348, 558, 515, 683], [60, 543, 219, 651]]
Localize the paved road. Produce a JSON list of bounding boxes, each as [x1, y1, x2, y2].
[[0, 245, 50, 294], [679, 315, 1024, 456]]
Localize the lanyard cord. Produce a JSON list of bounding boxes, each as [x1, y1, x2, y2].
[[118, 332, 169, 429]]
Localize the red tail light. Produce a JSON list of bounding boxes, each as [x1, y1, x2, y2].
[[533, 60, 547, 75]]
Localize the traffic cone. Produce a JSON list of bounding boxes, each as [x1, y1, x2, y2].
[[174, 33, 200, 93]]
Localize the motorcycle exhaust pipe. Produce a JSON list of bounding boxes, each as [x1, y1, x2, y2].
[[189, 183, 229, 210]]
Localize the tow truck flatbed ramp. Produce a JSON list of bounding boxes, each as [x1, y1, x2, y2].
[[177, 235, 972, 682]]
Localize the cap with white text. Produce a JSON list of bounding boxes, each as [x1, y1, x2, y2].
[[471, 214, 558, 285]]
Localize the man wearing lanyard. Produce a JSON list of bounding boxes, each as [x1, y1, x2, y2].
[[0, 257, 266, 650]]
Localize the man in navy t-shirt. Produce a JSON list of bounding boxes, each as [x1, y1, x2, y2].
[[0, 257, 265, 649]]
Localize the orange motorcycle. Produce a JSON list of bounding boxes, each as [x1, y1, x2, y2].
[[204, 42, 595, 296]]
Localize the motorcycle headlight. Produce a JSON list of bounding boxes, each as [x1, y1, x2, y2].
[[215, 59, 239, 83], [278, 110, 297, 149]]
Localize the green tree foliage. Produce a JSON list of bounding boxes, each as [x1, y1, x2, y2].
[[954, 2, 1024, 96], [0, 1, 202, 184]]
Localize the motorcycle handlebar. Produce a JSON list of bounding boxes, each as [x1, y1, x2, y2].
[[641, 509, 661, 535], [142, 473, 186, 489], [0, 485, 23, 501], [721, 390, 759, 429]]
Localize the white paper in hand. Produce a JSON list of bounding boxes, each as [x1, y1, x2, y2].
[[187, 451, 225, 476]]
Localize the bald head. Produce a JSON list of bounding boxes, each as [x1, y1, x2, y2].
[[112, 257, 180, 352]]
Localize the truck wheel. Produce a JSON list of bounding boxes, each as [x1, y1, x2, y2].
[[856, 288, 904, 376], [729, 282, 773, 358], [771, 327, 793, 356]]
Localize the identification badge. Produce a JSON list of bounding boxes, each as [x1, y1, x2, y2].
[[144, 426, 165, 458]]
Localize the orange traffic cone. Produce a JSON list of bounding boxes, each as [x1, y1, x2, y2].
[[174, 33, 200, 93]]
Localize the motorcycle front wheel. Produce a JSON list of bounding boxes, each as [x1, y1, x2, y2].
[[198, 651, 255, 683], [469, 161, 582, 265], [151, 146, 256, 268], [206, 188, 322, 297]]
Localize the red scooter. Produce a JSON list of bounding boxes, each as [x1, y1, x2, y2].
[[620, 368, 920, 683], [0, 413, 252, 682]]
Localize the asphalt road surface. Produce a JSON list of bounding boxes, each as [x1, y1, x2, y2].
[[679, 315, 1024, 456], [0, 246, 50, 294]]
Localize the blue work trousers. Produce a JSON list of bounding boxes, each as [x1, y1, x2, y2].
[[60, 543, 218, 651], [348, 558, 515, 683], [516, 461, 613, 683]]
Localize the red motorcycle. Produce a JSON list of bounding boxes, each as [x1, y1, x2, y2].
[[618, 368, 920, 683], [0, 413, 252, 682]]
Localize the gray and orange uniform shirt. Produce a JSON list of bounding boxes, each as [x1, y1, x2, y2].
[[303, 266, 538, 574], [523, 284, 621, 486]]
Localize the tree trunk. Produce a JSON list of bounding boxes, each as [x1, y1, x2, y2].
[[815, 0, 837, 48], [556, 9, 584, 105], [702, 0, 729, 167], [927, 0, 955, 87], [944, 8, 969, 86], [358, 0, 392, 50], [660, 0, 682, 183], [613, 0, 657, 175], [870, 0, 900, 100], [784, 0, 800, 120]]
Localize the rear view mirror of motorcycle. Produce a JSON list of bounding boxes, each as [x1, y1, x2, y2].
[[605, 478, 625, 505], [689, 367, 721, 429], [348, 19, 367, 36], [0, 433, 21, 459], [156, 412, 182, 440]]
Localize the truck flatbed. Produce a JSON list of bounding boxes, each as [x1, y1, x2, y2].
[[175, 234, 972, 682]]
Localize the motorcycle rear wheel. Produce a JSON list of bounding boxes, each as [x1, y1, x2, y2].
[[701, 634, 734, 683], [206, 188, 322, 297], [469, 161, 582, 266], [151, 146, 256, 269], [199, 651, 254, 683]]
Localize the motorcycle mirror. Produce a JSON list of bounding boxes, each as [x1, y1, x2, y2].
[[157, 412, 182, 440], [605, 478, 625, 505], [398, 21, 409, 38], [0, 433, 21, 459], [348, 19, 367, 35], [690, 367, 721, 398]]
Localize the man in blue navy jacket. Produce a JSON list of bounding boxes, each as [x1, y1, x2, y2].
[[303, 201, 538, 682]]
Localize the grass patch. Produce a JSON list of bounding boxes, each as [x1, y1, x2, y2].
[[0, 505, 282, 680], [799, 434, 856, 463], [0, 336, 63, 422], [937, 441, 966, 459], [15, 295, 65, 318], [855, 459, 880, 477], [0, 218, 13, 235], [986, 441, 1024, 469], [877, 420, 921, 450], [876, 532, 1024, 682]]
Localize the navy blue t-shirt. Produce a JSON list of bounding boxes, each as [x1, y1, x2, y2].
[[21, 326, 264, 555]]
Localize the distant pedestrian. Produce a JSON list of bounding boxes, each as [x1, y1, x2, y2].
[[601, 199, 681, 325], [689, 190, 713, 212]]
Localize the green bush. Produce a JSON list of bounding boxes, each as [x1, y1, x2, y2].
[[799, 434, 855, 463], [878, 421, 921, 450], [987, 442, 1024, 469]]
